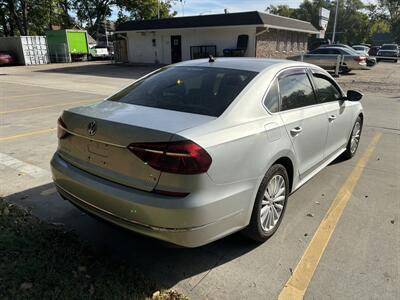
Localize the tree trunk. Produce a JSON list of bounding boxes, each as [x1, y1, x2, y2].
[[6, 0, 25, 35], [21, 0, 28, 35], [0, 13, 10, 36], [60, 0, 72, 28]]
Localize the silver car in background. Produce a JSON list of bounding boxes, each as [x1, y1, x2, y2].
[[289, 47, 368, 73], [51, 58, 364, 247]]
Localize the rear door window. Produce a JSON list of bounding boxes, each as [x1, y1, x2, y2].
[[278, 73, 317, 111], [264, 79, 280, 113], [312, 74, 343, 103], [108, 66, 258, 117]]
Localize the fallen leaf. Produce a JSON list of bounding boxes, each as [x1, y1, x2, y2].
[[3, 207, 9, 216], [306, 213, 314, 217], [152, 291, 160, 298], [20, 282, 33, 290], [390, 220, 395, 224], [89, 284, 95, 295], [78, 266, 87, 272]]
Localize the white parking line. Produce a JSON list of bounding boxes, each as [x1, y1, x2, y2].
[[0, 152, 49, 178]]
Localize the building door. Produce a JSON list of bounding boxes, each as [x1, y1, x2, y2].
[[170, 35, 182, 63]]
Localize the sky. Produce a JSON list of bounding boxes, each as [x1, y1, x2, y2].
[[169, 0, 377, 17]]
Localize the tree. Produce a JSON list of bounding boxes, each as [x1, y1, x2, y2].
[[0, 0, 74, 36], [118, 0, 176, 20], [72, 0, 176, 37], [378, 0, 400, 42], [267, 5, 296, 17], [265, 0, 394, 44]]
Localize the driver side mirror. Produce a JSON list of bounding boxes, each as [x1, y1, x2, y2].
[[345, 90, 363, 101]]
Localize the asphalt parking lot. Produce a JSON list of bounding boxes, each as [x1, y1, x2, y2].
[[1, 61, 399, 299]]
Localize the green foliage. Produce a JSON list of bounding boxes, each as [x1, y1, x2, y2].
[[266, 0, 398, 44], [378, 0, 400, 42], [0, 0, 176, 37], [0, 200, 157, 299], [0, 0, 73, 36]]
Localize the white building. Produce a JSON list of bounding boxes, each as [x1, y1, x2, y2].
[[114, 11, 318, 64]]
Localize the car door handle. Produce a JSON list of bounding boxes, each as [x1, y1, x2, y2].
[[329, 115, 337, 121], [290, 126, 303, 136]]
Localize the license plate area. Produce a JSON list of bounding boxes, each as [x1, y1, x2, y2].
[[87, 140, 109, 166]]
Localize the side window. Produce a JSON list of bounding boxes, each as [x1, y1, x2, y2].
[[329, 49, 341, 55], [313, 74, 342, 103], [311, 49, 324, 54], [264, 79, 280, 113], [279, 73, 316, 111]]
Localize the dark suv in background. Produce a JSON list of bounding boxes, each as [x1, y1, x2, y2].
[[376, 44, 399, 63]]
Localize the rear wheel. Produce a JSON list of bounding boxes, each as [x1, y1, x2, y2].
[[394, 59, 398, 63], [341, 116, 362, 160], [340, 67, 351, 74], [243, 164, 289, 242]]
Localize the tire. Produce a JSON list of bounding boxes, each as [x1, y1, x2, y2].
[[243, 164, 289, 242], [341, 116, 363, 160], [394, 60, 398, 63], [340, 67, 351, 74], [376, 58, 380, 62]]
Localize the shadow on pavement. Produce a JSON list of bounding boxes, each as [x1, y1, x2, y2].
[[6, 182, 261, 291], [34, 62, 159, 80]]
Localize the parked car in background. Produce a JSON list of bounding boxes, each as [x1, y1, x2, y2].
[[368, 46, 381, 56], [352, 45, 370, 55], [376, 44, 399, 62], [51, 58, 364, 247], [289, 47, 368, 73], [319, 44, 375, 67], [351, 45, 376, 66], [0, 51, 15, 66], [320, 43, 354, 51], [308, 38, 330, 51], [88, 45, 110, 60]]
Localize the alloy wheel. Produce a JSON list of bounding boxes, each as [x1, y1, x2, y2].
[[350, 121, 361, 154], [260, 174, 286, 232]]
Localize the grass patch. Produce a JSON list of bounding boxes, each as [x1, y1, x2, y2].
[[0, 199, 187, 300]]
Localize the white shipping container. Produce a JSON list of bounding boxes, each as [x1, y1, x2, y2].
[[0, 36, 49, 65]]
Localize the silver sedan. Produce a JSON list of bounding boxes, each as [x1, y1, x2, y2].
[[51, 58, 364, 247], [289, 47, 369, 73]]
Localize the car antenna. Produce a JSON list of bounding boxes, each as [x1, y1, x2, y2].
[[208, 54, 215, 63]]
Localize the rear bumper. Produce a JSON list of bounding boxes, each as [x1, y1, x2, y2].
[[51, 153, 255, 247]]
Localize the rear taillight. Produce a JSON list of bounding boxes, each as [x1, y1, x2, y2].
[[57, 117, 69, 139], [354, 56, 366, 63], [128, 140, 212, 174]]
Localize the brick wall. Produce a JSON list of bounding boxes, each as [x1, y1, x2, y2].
[[256, 28, 308, 59]]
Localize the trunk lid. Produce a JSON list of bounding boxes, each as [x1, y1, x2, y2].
[[58, 101, 215, 191]]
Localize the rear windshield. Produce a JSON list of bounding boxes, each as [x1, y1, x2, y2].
[[107, 66, 258, 117], [381, 45, 397, 50]]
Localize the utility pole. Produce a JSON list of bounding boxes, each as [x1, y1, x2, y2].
[[332, 0, 339, 43], [157, 0, 160, 19]]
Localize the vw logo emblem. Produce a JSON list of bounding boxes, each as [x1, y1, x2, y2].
[[87, 121, 97, 136]]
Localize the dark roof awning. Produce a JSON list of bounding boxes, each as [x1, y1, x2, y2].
[[116, 11, 318, 34]]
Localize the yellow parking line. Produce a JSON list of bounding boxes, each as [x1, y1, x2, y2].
[[278, 132, 382, 300], [0, 128, 57, 141], [0, 100, 96, 114]]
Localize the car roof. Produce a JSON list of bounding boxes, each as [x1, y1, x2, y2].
[[172, 57, 307, 73]]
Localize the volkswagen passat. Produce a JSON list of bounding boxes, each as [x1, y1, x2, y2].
[[51, 58, 363, 247]]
